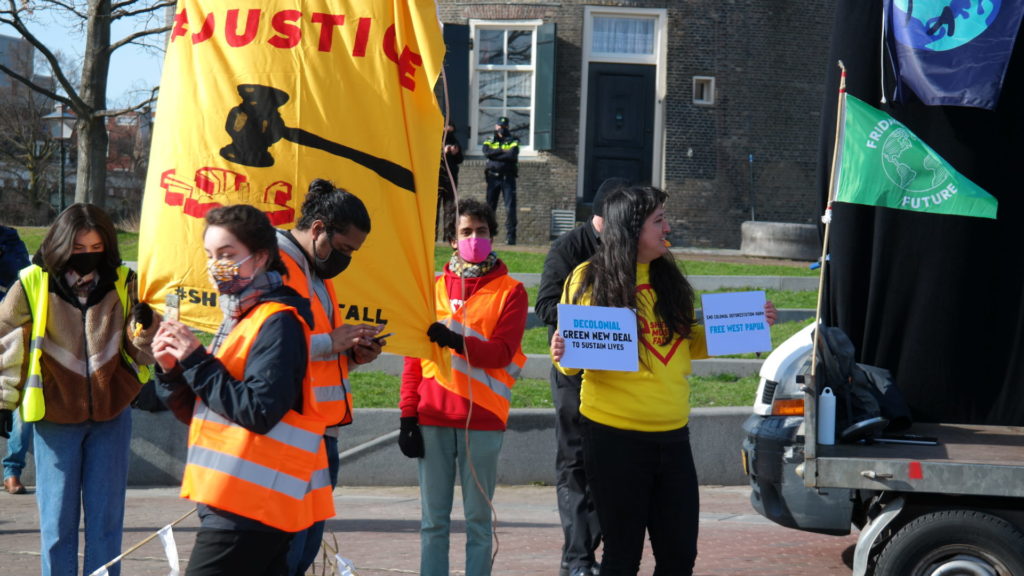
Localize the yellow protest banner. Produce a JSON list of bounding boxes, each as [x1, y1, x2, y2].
[[138, 0, 444, 362]]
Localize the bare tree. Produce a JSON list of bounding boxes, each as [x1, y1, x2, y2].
[[0, 82, 58, 223], [0, 0, 173, 208]]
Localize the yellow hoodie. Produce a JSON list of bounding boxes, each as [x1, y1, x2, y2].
[[556, 262, 707, 432]]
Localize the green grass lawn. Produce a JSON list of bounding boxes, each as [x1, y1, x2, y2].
[[12, 227, 800, 408], [519, 318, 813, 355], [16, 227, 139, 262], [351, 370, 760, 409], [434, 244, 817, 276], [19, 230, 815, 281], [524, 284, 817, 309]]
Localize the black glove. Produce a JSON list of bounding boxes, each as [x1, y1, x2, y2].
[[398, 417, 425, 458], [0, 410, 12, 439], [132, 303, 154, 330], [426, 322, 464, 354]]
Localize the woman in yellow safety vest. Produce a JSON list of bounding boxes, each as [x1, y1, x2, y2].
[[551, 186, 776, 576], [153, 205, 331, 576], [398, 198, 528, 576], [0, 203, 159, 576]]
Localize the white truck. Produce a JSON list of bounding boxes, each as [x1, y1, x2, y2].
[[743, 323, 1024, 576]]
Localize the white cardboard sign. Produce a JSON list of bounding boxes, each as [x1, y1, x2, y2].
[[700, 291, 772, 356], [556, 304, 639, 371]]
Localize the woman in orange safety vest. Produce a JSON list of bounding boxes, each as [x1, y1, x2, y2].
[[153, 205, 331, 576]]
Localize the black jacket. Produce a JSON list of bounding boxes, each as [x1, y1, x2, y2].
[[156, 284, 314, 432], [482, 131, 520, 177], [535, 221, 601, 337]]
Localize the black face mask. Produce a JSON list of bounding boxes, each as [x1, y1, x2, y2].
[[66, 252, 104, 276], [314, 248, 351, 280]]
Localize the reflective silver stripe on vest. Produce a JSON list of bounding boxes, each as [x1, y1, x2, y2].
[[187, 444, 307, 500], [451, 356, 513, 402], [24, 373, 42, 391], [194, 403, 322, 455], [307, 466, 332, 492], [448, 319, 485, 341], [342, 376, 350, 396], [446, 319, 520, 387], [313, 384, 346, 403]]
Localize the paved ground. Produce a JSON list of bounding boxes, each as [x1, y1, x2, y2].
[[0, 483, 858, 575]]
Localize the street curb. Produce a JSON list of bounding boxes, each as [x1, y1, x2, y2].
[[0, 407, 754, 487]]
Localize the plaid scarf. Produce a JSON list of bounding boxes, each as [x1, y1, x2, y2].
[[448, 251, 497, 278], [210, 271, 283, 354]]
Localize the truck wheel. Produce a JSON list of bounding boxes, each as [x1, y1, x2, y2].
[[873, 509, 1024, 576]]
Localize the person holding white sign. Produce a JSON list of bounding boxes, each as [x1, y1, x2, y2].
[[551, 185, 775, 576]]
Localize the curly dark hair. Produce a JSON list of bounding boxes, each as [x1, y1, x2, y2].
[[204, 205, 287, 275], [455, 198, 498, 239]]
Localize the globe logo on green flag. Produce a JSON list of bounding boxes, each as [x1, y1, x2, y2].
[[879, 127, 949, 195], [835, 94, 998, 219]]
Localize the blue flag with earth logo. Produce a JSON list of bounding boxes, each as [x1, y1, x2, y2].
[[834, 94, 998, 219], [886, 0, 1024, 109]]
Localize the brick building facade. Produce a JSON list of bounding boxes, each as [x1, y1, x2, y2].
[[437, 1, 834, 248]]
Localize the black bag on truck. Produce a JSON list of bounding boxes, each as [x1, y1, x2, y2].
[[816, 325, 911, 441]]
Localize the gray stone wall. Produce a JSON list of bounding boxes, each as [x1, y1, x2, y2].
[[438, 0, 834, 247]]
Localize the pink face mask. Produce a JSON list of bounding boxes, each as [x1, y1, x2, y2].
[[457, 237, 492, 263]]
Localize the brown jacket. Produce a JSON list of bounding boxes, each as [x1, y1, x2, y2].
[[0, 266, 157, 424]]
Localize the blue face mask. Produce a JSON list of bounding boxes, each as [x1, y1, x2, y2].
[[207, 254, 254, 294]]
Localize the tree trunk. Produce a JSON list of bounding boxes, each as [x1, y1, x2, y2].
[[76, 0, 113, 208]]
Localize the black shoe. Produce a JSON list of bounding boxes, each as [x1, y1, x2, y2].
[[560, 561, 569, 576]]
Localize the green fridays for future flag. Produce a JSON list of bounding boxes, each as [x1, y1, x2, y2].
[[834, 94, 998, 219]]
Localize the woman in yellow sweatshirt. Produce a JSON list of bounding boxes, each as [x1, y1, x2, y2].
[[552, 185, 774, 576]]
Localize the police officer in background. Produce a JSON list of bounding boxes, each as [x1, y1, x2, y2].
[[482, 116, 520, 245]]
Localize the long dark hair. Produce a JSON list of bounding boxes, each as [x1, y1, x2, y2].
[[572, 185, 696, 342], [35, 203, 122, 274], [204, 205, 287, 275]]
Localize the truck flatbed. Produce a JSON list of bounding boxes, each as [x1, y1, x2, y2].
[[813, 423, 1024, 498]]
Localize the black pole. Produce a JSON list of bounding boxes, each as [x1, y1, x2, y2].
[[748, 153, 756, 221], [59, 137, 66, 213]]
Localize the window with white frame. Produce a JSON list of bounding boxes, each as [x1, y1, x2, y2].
[[591, 15, 656, 56], [471, 21, 540, 151]]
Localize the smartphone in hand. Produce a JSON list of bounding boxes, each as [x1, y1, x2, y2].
[[165, 293, 180, 322]]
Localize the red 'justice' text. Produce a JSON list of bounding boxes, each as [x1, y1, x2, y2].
[[171, 9, 424, 90]]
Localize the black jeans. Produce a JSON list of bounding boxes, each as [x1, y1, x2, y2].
[[485, 173, 517, 244], [551, 367, 602, 572], [187, 527, 293, 576], [582, 418, 699, 576]]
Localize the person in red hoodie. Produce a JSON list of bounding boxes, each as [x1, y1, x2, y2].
[[398, 198, 528, 576]]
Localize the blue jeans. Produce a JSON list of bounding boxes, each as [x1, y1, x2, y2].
[[286, 434, 340, 575], [3, 408, 33, 479], [34, 409, 132, 576], [418, 425, 503, 576]]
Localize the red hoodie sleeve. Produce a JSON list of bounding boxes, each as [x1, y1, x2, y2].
[[399, 356, 423, 418], [462, 282, 528, 369]]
